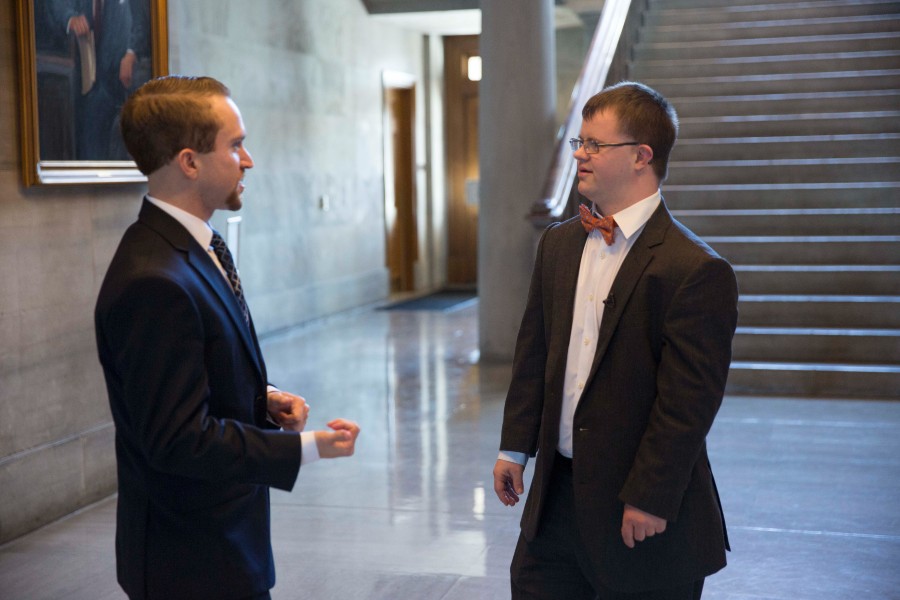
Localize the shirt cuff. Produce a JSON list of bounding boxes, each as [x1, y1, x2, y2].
[[498, 450, 528, 466], [300, 431, 319, 466], [264, 385, 280, 426]]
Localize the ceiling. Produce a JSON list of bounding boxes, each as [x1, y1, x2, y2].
[[362, 0, 481, 14], [364, 0, 594, 35]]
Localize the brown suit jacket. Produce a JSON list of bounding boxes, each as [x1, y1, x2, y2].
[[500, 199, 738, 592]]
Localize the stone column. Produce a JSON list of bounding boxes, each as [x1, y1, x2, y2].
[[478, 0, 556, 361]]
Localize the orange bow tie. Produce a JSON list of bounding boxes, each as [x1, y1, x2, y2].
[[579, 204, 617, 245]]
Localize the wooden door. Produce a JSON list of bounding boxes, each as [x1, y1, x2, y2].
[[384, 85, 418, 292], [444, 35, 480, 286]]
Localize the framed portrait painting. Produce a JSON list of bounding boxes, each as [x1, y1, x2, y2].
[[15, 0, 168, 186]]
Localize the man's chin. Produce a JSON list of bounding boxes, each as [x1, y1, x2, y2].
[[225, 192, 243, 212]]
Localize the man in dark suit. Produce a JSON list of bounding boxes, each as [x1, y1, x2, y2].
[[493, 81, 738, 599], [95, 75, 360, 600]]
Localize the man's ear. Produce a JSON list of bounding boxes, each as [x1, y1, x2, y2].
[[175, 148, 200, 179], [635, 144, 654, 172]]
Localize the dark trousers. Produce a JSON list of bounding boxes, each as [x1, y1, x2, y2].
[[511, 453, 704, 600]]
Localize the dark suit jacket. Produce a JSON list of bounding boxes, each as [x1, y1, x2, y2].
[[95, 200, 302, 600], [500, 200, 738, 593]]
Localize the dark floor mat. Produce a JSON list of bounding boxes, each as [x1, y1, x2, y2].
[[380, 290, 477, 312]]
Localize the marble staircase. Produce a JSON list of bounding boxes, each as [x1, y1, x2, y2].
[[630, 0, 900, 398]]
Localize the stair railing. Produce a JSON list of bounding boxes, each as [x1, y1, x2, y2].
[[529, 0, 647, 227]]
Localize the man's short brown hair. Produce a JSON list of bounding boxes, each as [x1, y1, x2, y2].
[[120, 76, 231, 175], [582, 81, 679, 181]]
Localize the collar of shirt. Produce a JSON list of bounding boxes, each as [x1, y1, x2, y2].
[[590, 190, 661, 241], [145, 195, 214, 250]]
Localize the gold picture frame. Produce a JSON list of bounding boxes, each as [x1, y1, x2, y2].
[[15, 0, 168, 186]]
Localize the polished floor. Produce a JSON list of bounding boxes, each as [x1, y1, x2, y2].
[[1, 302, 899, 599]]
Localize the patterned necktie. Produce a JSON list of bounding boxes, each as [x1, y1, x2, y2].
[[210, 231, 250, 326], [579, 204, 617, 246]]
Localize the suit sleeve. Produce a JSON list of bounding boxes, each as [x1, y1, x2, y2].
[[100, 273, 301, 491], [47, 0, 80, 31], [499, 224, 557, 456], [619, 255, 738, 521], [128, 0, 150, 58]]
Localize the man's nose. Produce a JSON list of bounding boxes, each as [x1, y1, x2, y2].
[[241, 147, 254, 168]]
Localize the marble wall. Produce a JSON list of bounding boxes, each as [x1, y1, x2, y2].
[[169, 0, 436, 332], [0, 0, 439, 543]]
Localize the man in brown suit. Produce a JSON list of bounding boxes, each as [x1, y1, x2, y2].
[[493, 81, 738, 599]]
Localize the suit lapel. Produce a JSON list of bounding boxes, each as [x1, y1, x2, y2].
[[187, 246, 265, 372], [555, 221, 590, 348], [587, 201, 672, 383], [138, 200, 265, 376], [547, 220, 589, 392]]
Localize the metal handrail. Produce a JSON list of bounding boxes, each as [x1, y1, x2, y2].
[[529, 0, 646, 227]]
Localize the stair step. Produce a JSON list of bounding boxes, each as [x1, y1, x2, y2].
[[635, 32, 900, 60], [671, 91, 900, 119], [704, 235, 900, 265], [733, 265, 900, 295], [737, 296, 900, 327], [673, 133, 900, 161], [643, 14, 900, 44], [666, 157, 900, 185], [662, 182, 900, 209], [632, 51, 900, 79], [726, 361, 900, 399], [644, 70, 900, 97], [635, 0, 900, 400], [733, 327, 900, 363], [676, 111, 900, 138], [646, 0, 900, 27], [673, 208, 900, 236]]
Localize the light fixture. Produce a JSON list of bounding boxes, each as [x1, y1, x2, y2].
[[467, 55, 482, 82]]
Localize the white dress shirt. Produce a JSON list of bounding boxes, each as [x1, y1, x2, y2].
[[500, 191, 661, 465], [145, 196, 319, 465]]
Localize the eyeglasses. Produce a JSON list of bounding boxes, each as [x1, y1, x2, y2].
[[569, 138, 639, 154]]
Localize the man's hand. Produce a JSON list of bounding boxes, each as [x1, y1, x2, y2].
[[267, 390, 309, 432], [119, 51, 137, 89], [621, 503, 667, 548], [67, 15, 90, 36], [315, 419, 360, 458], [493, 459, 525, 506]]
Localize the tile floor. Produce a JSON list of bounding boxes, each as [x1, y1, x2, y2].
[[1, 303, 898, 599]]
